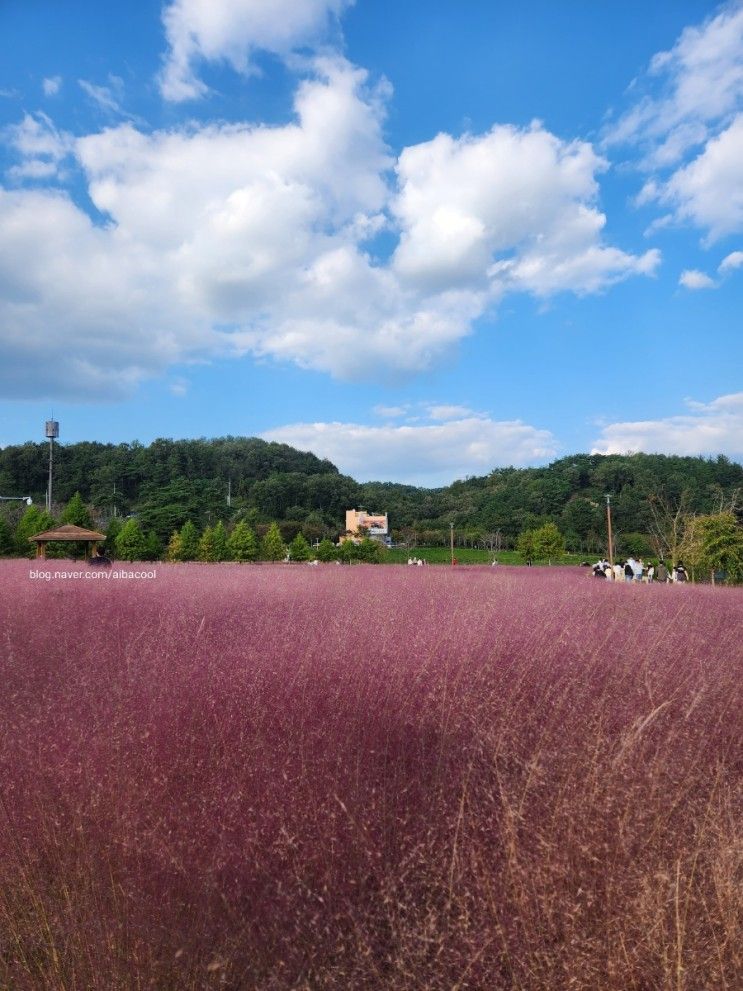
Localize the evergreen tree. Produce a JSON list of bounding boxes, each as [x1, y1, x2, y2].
[[61, 491, 93, 528], [261, 522, 286, 561], [15, 506, 55, 557], [0, 517, 13, 556], [288, 531, 312, 561], [227, 521, 258, 562], [198, 525, 217, 562], [166, 530, 183, 562], [106, 515, 122, 554], [179, 520, 199, 561], [143, 530, 162, 562], [213, 520, 229, 561], [115, 518, 146, 561], [315, 538, 338, 562]]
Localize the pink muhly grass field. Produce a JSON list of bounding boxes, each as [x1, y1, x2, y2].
[[0, 560, 741, 990]]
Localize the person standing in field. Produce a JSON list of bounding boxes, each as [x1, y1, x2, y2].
[[657, 561, 669, 583], [674, 561, 689, 583], [613, 561, 624, 582], [646, 563, 655, 583]]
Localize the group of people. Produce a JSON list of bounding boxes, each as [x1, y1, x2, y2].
[[407, 556, 428, 566], [591, 557, 688, 583]]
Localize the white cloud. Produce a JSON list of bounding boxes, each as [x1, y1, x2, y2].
[[373, 404, 409, 418], [591, 392, 743, 458], [78, 77, 127, 117], [159, 0, 353, 101], [169, 377, 189, 396], [426, 404, 478, 421], [0, 59, 657, 400], [679, 268, 716, 289], [4, 112, 73, 180], [608, 5, 743, 241], [42, 76, 62, 97], [393, 123, 659, 297], [658, 114, 743, 242], [606, 4, 743, 165], [719, 248, 743, 272], [262, 413, 559, 485]]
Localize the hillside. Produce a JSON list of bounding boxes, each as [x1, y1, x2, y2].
[[1, 438, 741, 550]]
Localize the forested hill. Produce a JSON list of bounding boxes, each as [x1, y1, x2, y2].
[[0, 437, 741, 550]]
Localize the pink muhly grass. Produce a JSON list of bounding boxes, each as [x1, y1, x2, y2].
[[0, 560, 741, 989]]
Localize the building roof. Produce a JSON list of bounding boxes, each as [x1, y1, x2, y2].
[[29, 523, 106, 542]]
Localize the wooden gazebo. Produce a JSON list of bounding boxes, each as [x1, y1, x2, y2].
[[29, 524, 106, 560]]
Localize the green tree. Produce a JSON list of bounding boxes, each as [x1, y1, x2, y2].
[[338, 539, 360, 564], [532, 522, 565, 562], [143, 530, 162, 561], [166, 530, 183, 562], [227, 521, 258, 562], [15, 506, 55, 557], [0, 517, 13, 556], [518, 522, 564, 563], [115, 518, 146, 561], [357, 537, 385, 562], [198, 525, 217, 562], [685, 512, 743, 584], [517, 529, 536, 562], [315, 538, 337, 562], [288, 531, 312, 561], [618, 532, 653, 558], [179, 520, 199, 562], [213, 520, 229, 561], [105, 515, 122, 554], [261, 522, 286, 561], [61, 491, 92, 528]]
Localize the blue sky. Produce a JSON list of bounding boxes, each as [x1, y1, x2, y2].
[[0, 0, 741, 485]]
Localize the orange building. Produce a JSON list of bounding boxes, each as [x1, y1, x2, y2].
[[342, 508, 390, 546]]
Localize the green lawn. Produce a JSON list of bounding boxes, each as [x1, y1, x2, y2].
[[383, 546, 588, 566]]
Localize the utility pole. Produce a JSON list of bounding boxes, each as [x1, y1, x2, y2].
[[450, 522, 455, 565], [605, 494, 614, 568]]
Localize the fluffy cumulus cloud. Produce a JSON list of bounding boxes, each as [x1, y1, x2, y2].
[[591, 392, 743, 458], [262, 412, 558, 485], [658, 114, 743, 242], [159, 0, 353, 100], [0, 52, 658, 400], [392, 124, 658, 297], [608, 4, 743, 240]]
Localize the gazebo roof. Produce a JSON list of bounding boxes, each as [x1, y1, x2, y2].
[[29, 523, 106, 543]]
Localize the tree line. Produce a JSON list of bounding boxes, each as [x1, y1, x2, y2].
[[0, 493, 386, 565], [1, 437, 741, 566]]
